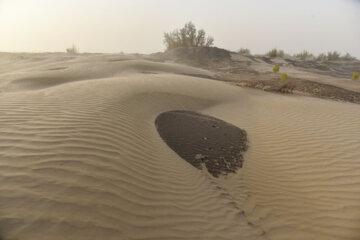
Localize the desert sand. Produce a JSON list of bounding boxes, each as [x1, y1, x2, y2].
[[0, 51, 360, 240]]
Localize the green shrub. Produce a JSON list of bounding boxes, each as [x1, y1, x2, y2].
[[238, 48, 251, 55], [273, 64, 280, 73], [267, 48, 285, 58], [295, 50, 314, 60], [354, 72, 359, 80], [281, 72, 289, 81]]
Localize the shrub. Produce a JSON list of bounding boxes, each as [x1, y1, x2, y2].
[[342, 53, 356, 61], [278, 50, 285, 58], [267, 48, 285, 58], [267, 48, 277, 58], [315, 53, 327, 61], [163, 22, 214, 51], [66, 45, 78, 54], [238, 48, 251, 55], [327, 51, 341, 61], [316, 51, 357, 61], [354, 72, 359, 80], [295, 50, 314, 60], [273, 64, 280, 73], [281, 72, 289, 81]]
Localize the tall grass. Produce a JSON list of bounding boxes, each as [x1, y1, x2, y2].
[[315, 51, 355, 61]]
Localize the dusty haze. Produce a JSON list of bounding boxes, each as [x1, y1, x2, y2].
[[1, 1, 360, 239], [0, 0, 359, 57]]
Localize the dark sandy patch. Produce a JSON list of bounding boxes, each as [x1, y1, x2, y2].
[[155, 110, 248, 177]]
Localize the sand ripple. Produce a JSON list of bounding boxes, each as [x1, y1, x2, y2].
[[0, 55, 359, 239]]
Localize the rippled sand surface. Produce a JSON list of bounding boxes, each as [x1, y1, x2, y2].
[[0, 53, 359, 240]]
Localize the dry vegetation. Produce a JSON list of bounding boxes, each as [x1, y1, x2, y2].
[[66, 45, 78, 54], [163, 22, 214, 51], [163, 22, 357, 63], [237, 47, 357, 62], [158, 23, 359, 103], [295, 50, 314, 60], [266, 48, 285, 58], [238, 48, 251, 55]]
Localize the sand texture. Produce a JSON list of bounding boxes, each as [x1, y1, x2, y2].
[[0, 52, 360, 240]]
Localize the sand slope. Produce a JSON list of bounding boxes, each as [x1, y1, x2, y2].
[[0, 53, 359, 240]]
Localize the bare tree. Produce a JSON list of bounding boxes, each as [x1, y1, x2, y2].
[[163, 22, 214, 51]]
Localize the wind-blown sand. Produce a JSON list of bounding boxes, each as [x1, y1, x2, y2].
[[0, 52, 359, 240]]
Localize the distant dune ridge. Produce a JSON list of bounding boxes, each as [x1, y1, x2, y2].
[[0, 51, 360, 240]]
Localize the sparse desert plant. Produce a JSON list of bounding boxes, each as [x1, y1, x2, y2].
[[354, 72, 359, 80], [273, 64, 280, 73], [238, 48, 251, 55], [267, 48, 277, 58], [281, 72, 289, 81], [315, 53, 327, 61], [278, 49, 285, 58], [163, 21, 214, 51], [267, 48, 285, 58], [295, 50, 314, 60], [316, 51, 356, 61], [342, 53, 356, 61], [66, 45, 78, 54], [327, 51, 341, 61]]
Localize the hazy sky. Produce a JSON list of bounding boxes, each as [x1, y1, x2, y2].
[[1, 0, 359, 57]]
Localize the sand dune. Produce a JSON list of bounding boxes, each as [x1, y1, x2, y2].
[[0, 53, 359, 240]]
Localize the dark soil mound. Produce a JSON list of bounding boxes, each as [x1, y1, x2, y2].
[[155, 110, 248, 177]]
